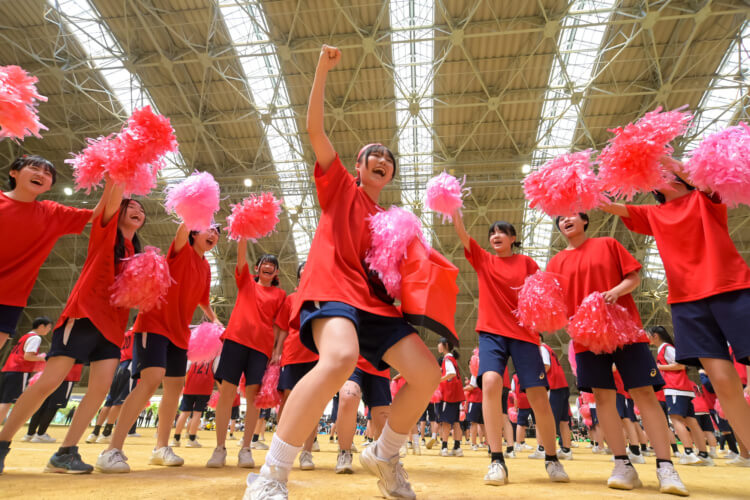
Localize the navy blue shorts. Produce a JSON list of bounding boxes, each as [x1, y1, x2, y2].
[[695, 413, 713, 432], [180, 394, 210, 413], [329, 395, 339, 423], [104, 360, 134, 407], [231, 405, 240, 420], [590, 407, 599, 426], [48, 318, 120, 363], [259, 408, 272, 419], [671, 288, 750, 367], [132, 333, 187, 379], [439, 401, 461, 424], [299, 301, 416, 371], [0, 371, 32, 404], [549, 387, 570, 426], [575, 342, 664, 393], [278, 361, 316, 392], [666, 394, 695, 418], [616, 394, 637, 421], [0, 304, 24, 338], [477, 332, 547, 391], [517, 408, 535, 426], [502, 387, 509, 414], [215, 339, 268, 386], [710, 410, 732, 433], [467, 402, 483, 424], [419, 403, 437, 422], [348, 367, 392, 408]]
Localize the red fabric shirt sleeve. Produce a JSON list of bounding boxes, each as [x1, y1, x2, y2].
[[46, 201, 93, 237], [608, 238, 642, 277], [275, 295, 292, 331], [464, 237, 487, 270], [314, 154, 354, 212], [621, 204, 654, 235]]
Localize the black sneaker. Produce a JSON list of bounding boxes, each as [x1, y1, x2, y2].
[[44, 446, 93, 474], [0, 445, 9, 474]]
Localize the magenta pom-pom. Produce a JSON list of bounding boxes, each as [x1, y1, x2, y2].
[[425, 171, 469, 222], [508, 406, 518, 423], [515, 271, 568, 333], [208, 390, 220, 409], [165, 171, 221, 230], [109, 246, 174, 312], [187, 322, 223, 362], [365, 206, 425, 300], [568, 292, 644, 354], [254, 364, 281, 409], [227, 192, 282, 242], [684, 123, 750, 207], [0, 65, 47, 141], [523, 150, 607, 216], [469, 353, 479, 377], [597, 107, 692, 200]]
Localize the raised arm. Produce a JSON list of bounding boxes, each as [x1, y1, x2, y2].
[[173, 223, 190, 254], [90, 176, 114, 222], [236, 238, 247, 272], [599, 202, 630, 218], [306, 45, 341, 172], [451, 209, 471, 250], [101, 182, 124, 226]]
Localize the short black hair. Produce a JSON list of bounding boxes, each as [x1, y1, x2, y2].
[[296, 261, 306, 282], [255, 254, 280, 287], [555, 213, 589, 232], [647, 325, 674, 345], [189, 225, 222, 246], [438, 337, 459, 360], [652, 175, 695, 204], [32, 316, 52, 329], [9, 155, 56, 190], [488, 221, 521, 248]]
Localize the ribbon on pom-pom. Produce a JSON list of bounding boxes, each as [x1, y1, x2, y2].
[[515, 271, 568, 333], [109, 246, 174, 312], [227, 192, 282, 242], [0, 65, 47, 141], [424, 172, 470, 222], [165, 171, 221, 231]]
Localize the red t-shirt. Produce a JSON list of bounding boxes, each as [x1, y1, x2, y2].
[[356, 356, 389, 378], [133, 242, 211, 349], [278, 293, 318, 366], [546, 237, 648, 354], [120, 329, 134, 362], [0, 193, 91, 307], [222, 265, 286, 357], [293, 155, 401, 322], [621, 191, 750, 304], [232, 391, 241, 407], [55, 211, 133, 349], [184, 360, 215, 395], [464, 238, 540, 344]]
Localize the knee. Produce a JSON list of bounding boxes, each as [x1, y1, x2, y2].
[[320, 349, 358, 381], [339, 383, 361, 407], [482, 372, 502, 392], [419, 364, 441, 391]]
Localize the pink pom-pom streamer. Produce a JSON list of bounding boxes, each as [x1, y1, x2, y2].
[[567, 292, 645, 354], [187, 322, 224, 362], [28, 371, 43, 387], [424, 172, 470, 222], [597, 107, 692, 200], [254, 364, 281, 409], [469, 354, 479, 377], [430, 387, 442, 404], [365, 206, 425, 300], [208, 390, 220, 409], [109, 246, 174, 312], [227, 192, 282, 242], [515, 271, 568, 333], [579, 404, 591, 420], [67, 135, 117, 193], [508, 406, 518, 423], [523, 150, 608, 216], [0, 65, 47, 140], [684, 123, 750, 207], [165, 171, 221, 230]]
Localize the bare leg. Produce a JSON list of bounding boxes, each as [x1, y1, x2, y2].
[[154, 376, 185, 449], [526, 386, 558, 455], [61, 359, 118, 447], [592, 388, 627, 456], [108, 366, 165, 451]]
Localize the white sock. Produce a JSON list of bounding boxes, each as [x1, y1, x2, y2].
[[431, 432, 437, 439], [412, 434, 420, 444], [375, 422, 408, 460], [261, 434, 301, 481]]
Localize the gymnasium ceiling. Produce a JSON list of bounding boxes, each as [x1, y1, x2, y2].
[[1, 0, 749, 381]]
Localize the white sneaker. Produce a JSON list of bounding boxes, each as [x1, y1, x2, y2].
[[244, 468, 289, 500], [440, 448, 451, 457], [127, 431, 141, 438], [299, 450, 314, 470], [399, 444, 408, 458], [545, 460, 570, 482], [673, 450, 682, 458], [359, 444, 416, 500], [238, 447, 255, 468], [528, 447, 545, 459], [678, 452, 701, 465], [484, 461, 508, 485], [96, 448, 130, 473], [557, 449, 573, 460], [471, 444, 479, 451], [311, 440, 320, 452], [85, 433, 97, 444], [206, 446, 227, 468], [21, 434, 32, 442], [628, 452, 646, 464], [335, 449, 354, 474], [412, 440, 421, 456], [96, 435, 111, 444], [726, 455, 750, 467], [656, 461, 689, 496], [503, 449, 516, 459], [570, 441, 579, 448], [185, 438, 202, 448], [709, 448, 718, 459], [251, 441, 269, 450], [350, 443, 358, 453], [722, 450, 737, 460], [607, 460, 642, 490], [517, 443, 534, 452], [169, 439, 181, 448], [149, 446, 184, 466], [31, 434, 56, 443], [696, 454, 715, 466], [453, 447, 464, 457]]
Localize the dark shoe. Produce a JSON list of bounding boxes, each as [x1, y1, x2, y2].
[[44, 446, 93, 474], [0, 445, 9, 474]]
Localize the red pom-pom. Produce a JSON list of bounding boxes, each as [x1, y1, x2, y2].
[[254, 363, 281, 409], [684, 123, 750, 207], [469, 353, 479, 377], [187, 322, 223, 362], [583, 417, 593, 428], [568, 292, 644, 354], [67, 135, 117, 193], [515, 271, 568, 333], [597, 107, 692, 200], [165, 171, 221, 230], [227, 192, 282, 242], [523, 150, 607, 216], [508, 406, 518, 423], [208, 390, 220, 409], [0, 65, 47, 140], [568, 341, 577, 375], [424, 171, 470, 222], [579, 404, 591, 420], [109, 246, 174, 311], [430, 387, 442, 404]]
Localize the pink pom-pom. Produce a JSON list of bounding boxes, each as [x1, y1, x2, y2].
[[597, 107, 692, 200], [579, 404, 591, 420], [425, 172, 470, 222], [187, 322, 224, 362], [109, 246, 174, 311], [508, 406, 518, 423], [583, 417, 592, 427], [430, 387, 442, 403], [165, 171, 221, 230], [568, 341, 577, 375], [515, 271, 568, 333], [66, 135, 117, 193], [208, 390, 220, 409], [568, 292, 645, 354], [227, 192, 282, 242], [469, 353, 479, 377], [254, 364, 281, 409], [523, 150, 608, 216], [684, 123, 750, 207], [28, 371, 43, 387], [0, 65, 47, 140], [365, 206, 425, 299]]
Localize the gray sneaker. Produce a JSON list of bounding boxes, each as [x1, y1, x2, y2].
[[299, 450, 315, 470], [44, 447, 94, 474], [238, 447, 255, 468], [206, 446, 227, 468], [95, 448, 130, 473], [359, 444, 416, 499], [545, 460, 570, 482], [656, 461, 689, 496], [607, 460, 641, 490], [484, 461, 508, 485], [149, 446, 184, 466], [244, 467, 289, 500], [335, 449, 354, 474]]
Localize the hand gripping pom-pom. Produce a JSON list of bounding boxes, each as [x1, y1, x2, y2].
[[684, 123, 750, 207], [109, 246, 174, 312], [597, 107, 692, 200], [0, 65, 47, 140], [165, 171, 221, 230], [364, 206, 426, 299], [523, 150, 607, 216], [515, 271, 568, 333], [254, 363, 281, 409], [208, 390, 220, 409], [227, 192, 282, 241], [187, 322, 224, 362], [469, 354, 479, 377], [567, 292, 645, 354], [425, 172, 470, 222]]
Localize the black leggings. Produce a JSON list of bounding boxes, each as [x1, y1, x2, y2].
[[27, 406, 58, 435]]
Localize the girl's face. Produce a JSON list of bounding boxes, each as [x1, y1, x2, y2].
[[557, 214, 586, 240], [356, 149, 395, 190], [119, 200, 146, 232], [489, 228, 515, 254], [11, 164, 54, 195], [256, 260, 279, 286], [193, 227, 219, 253], [437, 342, 446, 354]]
